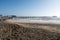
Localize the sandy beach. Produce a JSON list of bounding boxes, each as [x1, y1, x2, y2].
[[5, 19, 60, 33], [0, 19, 60, 40]]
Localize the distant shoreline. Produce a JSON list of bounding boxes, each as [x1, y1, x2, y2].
[[4, 19, 60, 33], [5, 19, 60, 24]]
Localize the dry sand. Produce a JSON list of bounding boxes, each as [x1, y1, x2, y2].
[[0, 19, 60, 40], [5, 19, 60, 33]]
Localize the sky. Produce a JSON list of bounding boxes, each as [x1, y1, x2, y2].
[[0, 0, 60, 16]]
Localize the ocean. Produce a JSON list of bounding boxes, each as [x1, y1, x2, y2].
[[13, 17, 60, 22]]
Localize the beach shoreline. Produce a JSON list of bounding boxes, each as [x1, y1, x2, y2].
[[4, 19, 60, 33], [5, 19, 60, 24], [0, 19, 60, 40]]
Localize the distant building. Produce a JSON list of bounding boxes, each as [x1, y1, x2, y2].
[[0, 15, 2, 16], [52, 16, 57, 18]]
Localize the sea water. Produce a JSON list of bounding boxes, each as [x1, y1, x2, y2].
[[13, 17, 60, 22]]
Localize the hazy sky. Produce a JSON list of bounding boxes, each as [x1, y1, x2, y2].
[[0, 0, 60, 16]]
